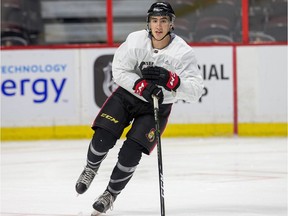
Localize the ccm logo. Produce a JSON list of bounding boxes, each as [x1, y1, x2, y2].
[[100, 113, 119, 123]]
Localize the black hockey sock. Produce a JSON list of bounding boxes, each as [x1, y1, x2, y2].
[[107, 139, 144, 195], [87, 128, 117, 170]]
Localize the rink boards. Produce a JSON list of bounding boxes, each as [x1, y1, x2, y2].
[[1, 45, 287, 140]]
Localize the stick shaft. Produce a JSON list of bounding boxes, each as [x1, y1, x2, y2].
[[152, 95, 165, 216]]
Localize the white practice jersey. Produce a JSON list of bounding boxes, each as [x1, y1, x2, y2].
[[112, 30, 204, 104]]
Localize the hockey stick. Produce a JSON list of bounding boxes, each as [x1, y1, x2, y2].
[[152, 95, 165, 216]]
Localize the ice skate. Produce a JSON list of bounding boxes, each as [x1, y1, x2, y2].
[[75, 165, 98, 194], [92, 190, 116, 214]]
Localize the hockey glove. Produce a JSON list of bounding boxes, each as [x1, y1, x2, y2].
[[141, 66, 180, 92], [133, 78, 164, 104]]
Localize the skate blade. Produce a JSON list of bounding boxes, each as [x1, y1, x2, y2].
[[91, 210, 102, 216]]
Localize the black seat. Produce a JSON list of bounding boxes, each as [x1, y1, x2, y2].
[[1, 22, 29, 46], [264, 17, 287, 41], [249, 31, 276, 43], [193, 16, 233, 42]]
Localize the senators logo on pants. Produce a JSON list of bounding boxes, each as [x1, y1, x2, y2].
[[146, 128, 156, 142]]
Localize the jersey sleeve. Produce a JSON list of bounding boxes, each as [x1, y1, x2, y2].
[[112, 36, 141, 93]]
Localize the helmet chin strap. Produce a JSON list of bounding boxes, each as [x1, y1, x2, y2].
[[151, 31, 170, 41]]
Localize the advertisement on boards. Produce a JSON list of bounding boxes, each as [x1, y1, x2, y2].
[[170, 46, 234, 123], [80, 46, 234, 124], [80, 48, 117, 123], [1, 49, 80, 127], [1, 47, 233, 128]]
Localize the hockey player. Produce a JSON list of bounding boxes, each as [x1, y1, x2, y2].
[[75, 1, 204, 214]]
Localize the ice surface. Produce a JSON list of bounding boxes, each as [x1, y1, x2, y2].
[[1, 137, 287, 216]]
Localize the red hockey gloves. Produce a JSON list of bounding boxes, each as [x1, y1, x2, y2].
[[141, 66, 180, 91], [133, 78, 164, 104]]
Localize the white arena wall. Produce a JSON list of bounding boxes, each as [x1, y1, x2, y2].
[[1, 45, 287, 140]]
